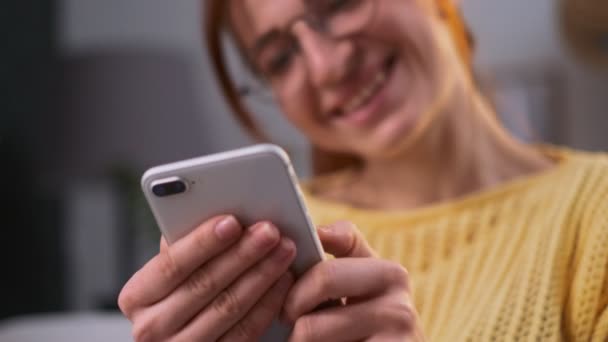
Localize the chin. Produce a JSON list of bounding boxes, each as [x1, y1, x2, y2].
[[358, 107, 423, 159]]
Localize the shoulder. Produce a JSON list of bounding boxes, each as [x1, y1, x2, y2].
[[548, 148, 608, 229], [567, 148, 608, 232], [567, 148, 608, 233], [558, 149, 608, 340], [563, 148, 608, 207], [561, 147, 608, 169], [542, 147, 608, 199]]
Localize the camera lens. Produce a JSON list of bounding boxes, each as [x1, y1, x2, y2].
[[174, 181, 186, 193], [151, 178, 188, 197], [152, 184, 168, 197]]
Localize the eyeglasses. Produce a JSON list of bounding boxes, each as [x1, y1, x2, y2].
[[237, 0, 376, 102]]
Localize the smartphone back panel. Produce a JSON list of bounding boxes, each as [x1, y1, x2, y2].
[[141, 144, 324, 341]]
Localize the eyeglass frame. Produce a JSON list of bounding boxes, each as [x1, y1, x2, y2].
[[236, 0, 378, 101]]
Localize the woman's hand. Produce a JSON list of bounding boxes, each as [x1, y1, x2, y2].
[[118, 215, 296, 342], [283, 221, 424, 342]]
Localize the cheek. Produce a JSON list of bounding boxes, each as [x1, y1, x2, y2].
[[376, 1, 446, 95], [277, 90, 349, 151], [377, 1, 438, 62], [277, 87, 320, 132]]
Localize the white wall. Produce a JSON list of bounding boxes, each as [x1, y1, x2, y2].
[[61, 0, 198, 50], [462, 0, 562, 66], [59, 0, 310, 172], [461, 0, 608, 150]]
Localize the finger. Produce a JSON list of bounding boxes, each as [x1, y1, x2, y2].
[[219, 272, 294, 342], [118, 215, 242, 317], [289, 297, 414, 342], [289, 301, 375, 342], [317, 221, 376, 258], [173, 238, 297, 341], [131, 223, 282, 340], [283, 259, 409, 323]]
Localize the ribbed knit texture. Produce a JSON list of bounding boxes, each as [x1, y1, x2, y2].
[[302, 148, 608, 341]]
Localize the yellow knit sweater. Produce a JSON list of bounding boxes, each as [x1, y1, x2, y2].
[[302, 148, 608, 341]]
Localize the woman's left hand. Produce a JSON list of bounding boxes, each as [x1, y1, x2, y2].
[[283, 221, 425, 342]]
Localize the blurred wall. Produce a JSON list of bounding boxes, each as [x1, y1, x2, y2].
[[58, 0, 304, 158], [463, 0, 608, 150], [60, 0, 313, 176], [59, 0, 608, 154]]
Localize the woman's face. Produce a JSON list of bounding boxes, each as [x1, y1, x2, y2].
[[230, 0, 462, 159]]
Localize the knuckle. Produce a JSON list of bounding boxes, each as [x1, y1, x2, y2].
[[192, 226, 210, 250], [340, 220, 362, 239], [234, 244, 256, 264], [258, 289, 285, 318], [186, 269, 217, 297], [382, 298, 416, 332], [345, 220, 359, 233], [117, 287, 137, 318], [131, 316, 158, 342], [258, 256, 283, 278], [232, 319, 260, 341], [336, 220, 357, 231], [292, 315, 319, 342], [257, 266, 278, 283], [213, 288, 243, 317], [384, 262, 410, 289], [314, 262, 337, 293], [235, 233, 264, 261], [158, 251, 182, 282]]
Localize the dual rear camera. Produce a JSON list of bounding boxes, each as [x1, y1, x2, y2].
[[151, 177, 188, 197]]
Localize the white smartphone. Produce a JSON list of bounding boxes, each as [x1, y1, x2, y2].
[[141, 144, 324, 341]]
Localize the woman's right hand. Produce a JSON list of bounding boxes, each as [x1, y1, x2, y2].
[[118, 215, 296, 342]]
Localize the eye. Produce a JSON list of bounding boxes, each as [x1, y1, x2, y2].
[[324, 0, 359, 14], [261, 47, 296, 77]]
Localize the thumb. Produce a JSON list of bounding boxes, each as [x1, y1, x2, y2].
[[317, 221, 377, 258]]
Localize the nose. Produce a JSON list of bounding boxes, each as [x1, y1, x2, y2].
[[292, 22, 355, 88]]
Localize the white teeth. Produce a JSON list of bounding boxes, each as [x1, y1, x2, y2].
[[343, 70, 387, 113]]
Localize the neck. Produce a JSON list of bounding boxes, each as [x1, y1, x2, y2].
[[355, 83, 553, 209]]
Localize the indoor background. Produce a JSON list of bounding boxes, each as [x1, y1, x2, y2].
[[1, 0, 606, 340]]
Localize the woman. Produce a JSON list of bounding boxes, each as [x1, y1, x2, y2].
[[119, 0, 608, 340]]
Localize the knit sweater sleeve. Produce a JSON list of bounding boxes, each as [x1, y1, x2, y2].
[[590, 203, 608, 342], [567, 157, 608, 342]]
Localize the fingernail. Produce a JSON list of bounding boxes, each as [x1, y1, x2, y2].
[[248, 221, 271, 233], [319, 225, 334, 234], [214, 216, 240, 241], [274, 239, 295, 261], [253, 223, 278, 247]]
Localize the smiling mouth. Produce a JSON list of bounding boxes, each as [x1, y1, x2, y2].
[[335, 53, 397, 118]]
